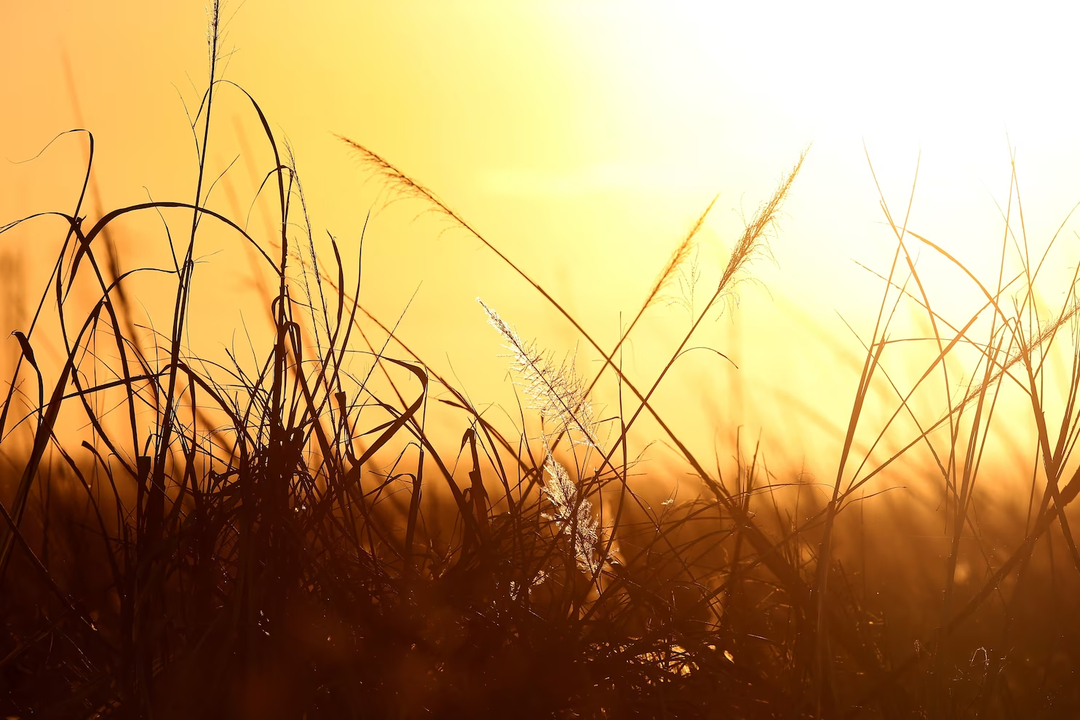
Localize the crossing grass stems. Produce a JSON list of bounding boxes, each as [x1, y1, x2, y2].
[[2, 5, 1080, 718]]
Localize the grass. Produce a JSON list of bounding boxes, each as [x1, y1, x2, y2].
[[3, 5, 1080, 718]]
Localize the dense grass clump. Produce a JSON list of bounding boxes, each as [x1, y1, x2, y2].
[[4, 7, 1080, 719]]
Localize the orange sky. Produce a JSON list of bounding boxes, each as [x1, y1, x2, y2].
[[3, 1, 1079, 481]]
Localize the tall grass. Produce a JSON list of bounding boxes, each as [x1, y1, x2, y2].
[[3, 7, 1080, 719]]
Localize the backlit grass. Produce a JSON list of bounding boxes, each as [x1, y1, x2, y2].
[[2, 5, 1080, 718]]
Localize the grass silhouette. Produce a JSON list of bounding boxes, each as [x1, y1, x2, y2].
[[3, 5, 1080, 719]]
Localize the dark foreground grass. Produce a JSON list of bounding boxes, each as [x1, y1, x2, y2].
[[3, 7, 1080, 718]]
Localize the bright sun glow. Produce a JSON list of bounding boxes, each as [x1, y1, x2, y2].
[[3, 3, 1080, 716], [4, 1, 1080, 466]]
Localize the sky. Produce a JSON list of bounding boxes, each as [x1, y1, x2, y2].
[[2, 0, 1079, 480]]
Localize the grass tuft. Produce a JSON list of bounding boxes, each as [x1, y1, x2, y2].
[[3, 13, 1080, 720]]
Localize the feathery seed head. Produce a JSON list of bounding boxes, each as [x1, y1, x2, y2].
[[542, 453, 601, 575], [478, 298, 596, 446]]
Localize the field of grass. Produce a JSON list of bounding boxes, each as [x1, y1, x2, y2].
[[3, 6, 1080, 719]]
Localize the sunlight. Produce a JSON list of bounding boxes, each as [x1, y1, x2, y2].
[[2, 4, 1080, 715]]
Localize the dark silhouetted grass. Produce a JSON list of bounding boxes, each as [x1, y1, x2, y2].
[[3, 6, 1080, 719]]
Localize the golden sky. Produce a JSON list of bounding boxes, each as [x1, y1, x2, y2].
[[3, 1, 1079, 476]]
